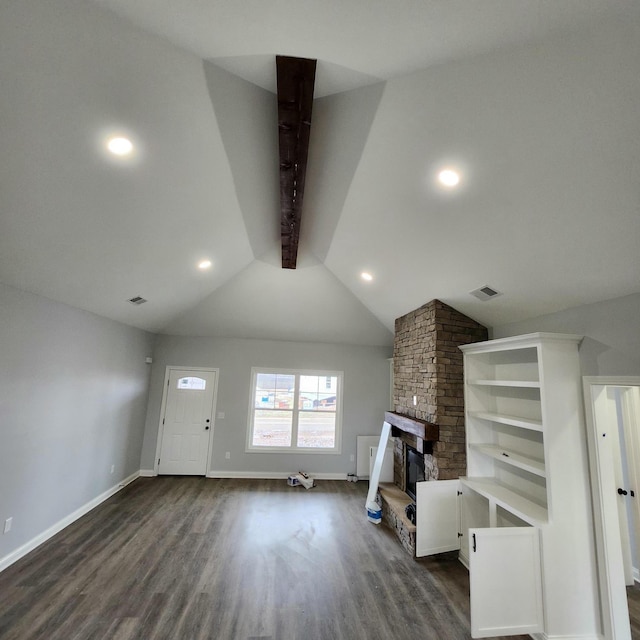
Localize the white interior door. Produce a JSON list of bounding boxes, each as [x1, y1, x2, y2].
[[620, 386, 640, 582], [415, 479, 460, 557], [609, 387, 635, 585], [158, 368, 217, 475], [469, 527, 543, 638], [586, 381, 632, 640]]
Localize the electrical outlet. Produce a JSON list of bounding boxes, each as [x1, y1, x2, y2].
[[110, 464, 115, 474], [4, 517, 12, 534], [225, 451, 231, 459], [349, 454, 355, 462], [217, 411, 225, 419]]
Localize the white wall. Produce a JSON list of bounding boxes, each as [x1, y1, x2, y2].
[[141, 335, 392, 476], [492, 293, 640, 376], [0, 283, 154, 564]]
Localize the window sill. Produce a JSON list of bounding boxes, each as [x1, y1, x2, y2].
[[246, 446, 341, 455]]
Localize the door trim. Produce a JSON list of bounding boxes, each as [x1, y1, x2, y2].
[[153, 366, 220, 477], [583, 375, 640, 640]]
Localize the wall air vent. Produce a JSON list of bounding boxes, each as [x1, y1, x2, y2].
[[470, 285, 502, 301], [128, 296, 147, 305]]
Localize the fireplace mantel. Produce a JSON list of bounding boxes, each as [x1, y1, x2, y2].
[[384, 411, 438, 450]]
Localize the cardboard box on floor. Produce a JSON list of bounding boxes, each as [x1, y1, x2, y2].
[[287, 472, 315, 489]]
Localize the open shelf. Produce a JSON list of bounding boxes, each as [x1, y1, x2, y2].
[[469, 443, 545, 477], [469, 379, 541, 389], [470, 411, 543, 432], [460, 476, 548, 526]]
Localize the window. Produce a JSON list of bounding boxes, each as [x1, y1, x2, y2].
[[177, 376, 206, 390], [248, 368, 343, 453]]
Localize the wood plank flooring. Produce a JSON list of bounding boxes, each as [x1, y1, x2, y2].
[[629, 583, 640, 638], [0, 477, 632, 639]]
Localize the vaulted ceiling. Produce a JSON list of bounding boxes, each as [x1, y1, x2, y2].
[[1, 0, 639, 347]]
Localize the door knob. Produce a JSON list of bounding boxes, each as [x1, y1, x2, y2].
[[618, 488, 628, 495]]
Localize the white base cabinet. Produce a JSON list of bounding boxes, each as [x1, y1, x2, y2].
[[469, 527, 543, 638], [415, 479, 459, 556], [416, 333, 602, 640]]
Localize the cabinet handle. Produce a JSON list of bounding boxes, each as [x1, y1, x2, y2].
[[618, 488, 628, 496], [472, 533, 477, 553]]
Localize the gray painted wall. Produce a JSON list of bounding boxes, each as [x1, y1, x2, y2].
[[0, 283, 154, 561], [492, 292, 640, 375], [141, 335, 392, 476]]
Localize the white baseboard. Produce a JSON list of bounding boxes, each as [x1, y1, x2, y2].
[[530, 634, 600, 640], [139, 469, 157, 477], [0, 470, 140, 574], [207, 470, 348, 480]]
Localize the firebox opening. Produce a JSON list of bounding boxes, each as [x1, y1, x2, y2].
[[406, 445, 425, 501]]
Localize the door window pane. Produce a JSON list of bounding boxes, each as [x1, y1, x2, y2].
[[177, 376, 206, 390]]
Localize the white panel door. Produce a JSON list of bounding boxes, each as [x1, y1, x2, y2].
[[469, 527, 543, 638], [159, 369, 216, 475], [415, 479, 460, 557]]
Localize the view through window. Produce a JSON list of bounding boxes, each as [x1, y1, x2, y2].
[[248, 368, 342, 452]]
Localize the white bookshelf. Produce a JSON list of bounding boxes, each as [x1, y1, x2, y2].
[[458, 333, 601, 639]]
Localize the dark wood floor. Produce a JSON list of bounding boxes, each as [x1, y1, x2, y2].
[[629, 583, 640, 638], [0, 477, 635, 640]]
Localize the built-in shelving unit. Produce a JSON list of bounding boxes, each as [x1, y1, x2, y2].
[[458, 333, 601, 639]]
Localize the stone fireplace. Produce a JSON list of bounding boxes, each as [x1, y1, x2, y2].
[[377, 299, 487, 555]]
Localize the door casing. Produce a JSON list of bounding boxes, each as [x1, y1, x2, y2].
[[583, 376, 640, 640], [154, 366, 219, 476]]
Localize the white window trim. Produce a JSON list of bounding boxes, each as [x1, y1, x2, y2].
[[246, 367, 343, 454]]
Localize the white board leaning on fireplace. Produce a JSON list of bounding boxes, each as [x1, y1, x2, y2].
[[369, 446, 394, 483], [356, 435, 394, 479]]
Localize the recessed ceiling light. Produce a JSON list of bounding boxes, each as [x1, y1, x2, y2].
[[361, 272, 373, 281], [107, 137, 133, 156], [198, 259, 212, 270], [438, 168, 460, 187]]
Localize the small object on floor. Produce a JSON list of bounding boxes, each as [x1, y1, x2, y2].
[[366, 500, 382, 524], [287, 472, 315, 489], [347, 473, 358, 483], [405, 502, 416, 525]]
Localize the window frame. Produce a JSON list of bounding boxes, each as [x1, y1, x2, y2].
[[246, 367, 343, 454]]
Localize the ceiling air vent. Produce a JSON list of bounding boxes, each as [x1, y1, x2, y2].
[[128, 296, 147, 305], [470, 285, 502, 301]]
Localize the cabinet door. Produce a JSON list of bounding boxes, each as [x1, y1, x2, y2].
[[469, 527, 543, 638], [416, 479, 459, 557]]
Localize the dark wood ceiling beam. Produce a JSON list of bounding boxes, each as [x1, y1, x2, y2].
[[277, 55, 317, 269]]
